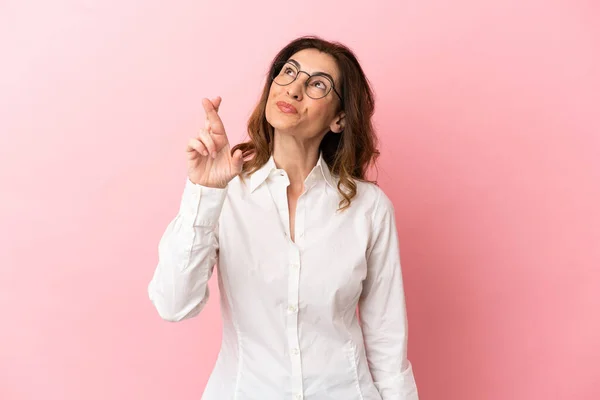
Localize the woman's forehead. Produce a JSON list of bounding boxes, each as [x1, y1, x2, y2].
[[287, 49, 339, 80]]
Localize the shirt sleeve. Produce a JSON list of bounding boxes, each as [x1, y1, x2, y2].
[[358, 189, 419, 400], [147, 177, 227, 322]]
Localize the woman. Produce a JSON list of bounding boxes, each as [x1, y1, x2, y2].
[[148, 36, 419, 400]]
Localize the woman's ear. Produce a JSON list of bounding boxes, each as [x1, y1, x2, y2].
[[330, 112, 346, 133]]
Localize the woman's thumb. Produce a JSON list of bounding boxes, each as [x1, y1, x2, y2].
[[232, 149, 244, 174]]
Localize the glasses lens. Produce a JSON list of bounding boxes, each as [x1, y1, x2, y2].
[[306, 76, 332, 99], [273, 63, 297, 86]]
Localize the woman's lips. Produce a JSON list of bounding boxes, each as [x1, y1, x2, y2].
[[276, 101, 298, 114]]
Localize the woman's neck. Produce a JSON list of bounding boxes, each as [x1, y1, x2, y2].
[[272, 132, 321, 188]]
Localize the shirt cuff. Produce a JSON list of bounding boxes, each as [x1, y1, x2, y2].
[[179, 177, 228, 227], [373, 363, 419, 400]]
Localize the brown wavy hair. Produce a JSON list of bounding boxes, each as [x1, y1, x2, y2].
[[232, 35, 379, 211]]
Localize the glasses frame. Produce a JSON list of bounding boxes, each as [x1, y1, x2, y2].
[[271, 61, 344, 105]]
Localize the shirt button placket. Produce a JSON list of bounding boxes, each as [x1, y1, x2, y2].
[[287, 242, 303, 398]]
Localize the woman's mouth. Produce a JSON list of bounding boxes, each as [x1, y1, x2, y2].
[[276, 101, 298, 114]]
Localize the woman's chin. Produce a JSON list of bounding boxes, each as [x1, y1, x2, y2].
[[266, 116, 296, 131]]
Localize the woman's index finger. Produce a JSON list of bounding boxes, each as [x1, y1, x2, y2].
[[204, 97, 221, 129]]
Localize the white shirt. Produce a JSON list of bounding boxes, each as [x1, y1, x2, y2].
[[148, 153, 419, 400]]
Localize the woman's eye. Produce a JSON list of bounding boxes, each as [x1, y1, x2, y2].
[[284, 68, 296, 76]]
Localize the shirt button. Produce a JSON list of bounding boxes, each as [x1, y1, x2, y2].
[[291, 347, 299, 355], [290, 263, 299, 269], [295, 394, 303, 400], [288, 304, 298, 313]]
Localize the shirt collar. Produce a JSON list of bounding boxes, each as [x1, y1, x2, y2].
[[249, 152, 337, 193]]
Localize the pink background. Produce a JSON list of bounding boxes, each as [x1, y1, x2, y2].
[[1, 1, 599, 399]]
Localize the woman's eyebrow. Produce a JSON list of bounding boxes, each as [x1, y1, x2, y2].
[[287, 59, 336, 82]]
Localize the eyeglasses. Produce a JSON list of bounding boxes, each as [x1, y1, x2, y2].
[[271, 61, 343, 104]]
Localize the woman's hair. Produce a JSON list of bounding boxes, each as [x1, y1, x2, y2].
[[232, 35, 379, 211]]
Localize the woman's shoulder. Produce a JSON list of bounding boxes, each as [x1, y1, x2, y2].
[[351, 179, 395, 215]]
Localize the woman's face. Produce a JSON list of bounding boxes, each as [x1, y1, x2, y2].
[[265, 48, 344, 140]]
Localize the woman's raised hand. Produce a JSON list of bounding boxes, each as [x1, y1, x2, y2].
[[186, 97, 244, 188]]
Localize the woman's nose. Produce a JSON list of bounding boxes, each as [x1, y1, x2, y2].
[[286, 78, 304, 100]]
